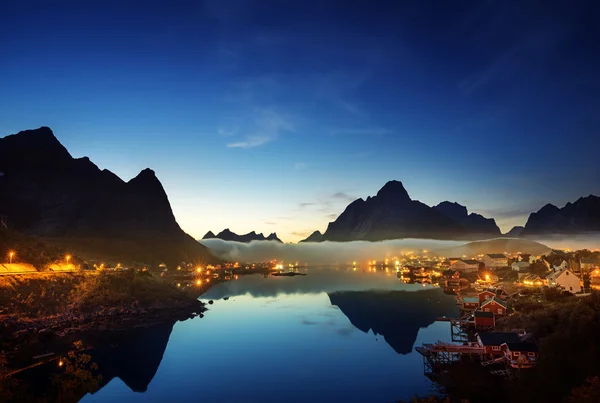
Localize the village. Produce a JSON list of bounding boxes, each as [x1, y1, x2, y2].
[[395, 250, 600, 382]]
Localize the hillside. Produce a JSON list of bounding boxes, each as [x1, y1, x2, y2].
[[0, 127, 218, 267], [434, 237, 552, 257]]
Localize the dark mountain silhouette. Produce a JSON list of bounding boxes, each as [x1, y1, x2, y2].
[[299, 230, 324, 243], [328, 289, 458, 354], [21, 322, 175, 400], [203, 231, 216, 239], [0, 127, 217, 266], [313, 180, 483, 241], [434, 201, 501, 236], [203, 228, 283, 243], [522, 195, 600, 235], [505, 226, 524, 237]]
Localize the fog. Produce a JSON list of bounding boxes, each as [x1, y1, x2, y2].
[[200, 238, 464, 264], [200, 234, 600, 264]]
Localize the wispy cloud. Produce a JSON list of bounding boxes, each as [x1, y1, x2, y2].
[[294, 162, 308, 170], [331, 192, 355, 203], [328, 127, 394, 137], [291, 230, 313, 238], [325, 213, 338, 220], [227, 108, 295, 149], [264, 221, 277, 225], [298, 202, 315, 209], [218, 126, 238, 137]]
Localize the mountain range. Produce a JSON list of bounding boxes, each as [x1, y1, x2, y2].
[[301, 180, 501, 242], [300, 180, 600, 242], [203, 229, 283, 243], [0, 127, 217, 266], [522, 196, 600, 235]]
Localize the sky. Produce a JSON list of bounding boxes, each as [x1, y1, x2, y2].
[[1, 0, 599, 242]]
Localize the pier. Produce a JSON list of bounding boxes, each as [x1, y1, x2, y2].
[[415, 341, 484, 374]]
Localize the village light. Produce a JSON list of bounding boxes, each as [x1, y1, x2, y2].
[[196, 279, 202, 286], [65, 254, 71, 265], [58, 360, 64, 367], [8, 251, 14, 264], [197, 267, 202, 273]]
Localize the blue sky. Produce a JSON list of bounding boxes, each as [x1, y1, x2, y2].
[[1, 0, 599, 242]]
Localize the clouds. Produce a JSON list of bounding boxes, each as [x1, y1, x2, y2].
[[227, 108, 295, 149]]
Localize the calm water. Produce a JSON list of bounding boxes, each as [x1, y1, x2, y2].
[[81, 268, 459, 403]]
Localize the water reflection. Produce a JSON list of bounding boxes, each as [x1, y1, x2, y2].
[[329, 290, 458, 354], [21, 268, 461, 402]]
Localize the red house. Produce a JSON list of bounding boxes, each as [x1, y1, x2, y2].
[[462, 297, 480, 310], [480, 297, 507, 316], [478, 290, 496, 305], [477, 332, 522, 356], [501, 342, 538, 368], [473, 310, 495, 329]]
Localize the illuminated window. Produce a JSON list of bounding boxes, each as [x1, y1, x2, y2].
[[492, 346, 500, 351], [514, 352, 521, 356]]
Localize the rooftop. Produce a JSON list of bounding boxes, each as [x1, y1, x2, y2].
[[487, 254, 507, 259], [503, 342, 538, 353], [474, 310, 494, 318], [481, 296, 507, 308], [478, 332, 522, 346]]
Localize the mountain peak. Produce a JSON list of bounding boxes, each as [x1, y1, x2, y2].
[[376, 180, 411, 201], [0, 126, 72, 172], [203, 231, 216, 239]]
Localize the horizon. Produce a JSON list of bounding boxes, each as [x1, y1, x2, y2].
[[2, 1, 600, 242]]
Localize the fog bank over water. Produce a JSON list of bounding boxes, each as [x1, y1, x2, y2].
[[200, 238, 463, 264], [200, 235, 600, 264]]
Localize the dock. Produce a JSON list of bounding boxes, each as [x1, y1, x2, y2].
[[415, 341, 484, 374]]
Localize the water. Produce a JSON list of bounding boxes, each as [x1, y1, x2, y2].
[[80, 268, 459, 403]]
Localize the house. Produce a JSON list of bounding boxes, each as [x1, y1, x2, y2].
[[451, 259, 480, 272], [511, 261, 530, 272], [462, 297, 480, 310], [580, 258, 600, 271], [477, 332, 522, 356], [483, 254, 508, 269], [501, 342, 538, 368], [480, 297, 507, 316], [554, 260, 568, 270], [546, 268, 582, 294], [521, 274, 544, 287], [478, 290, 496, 305], [473, 310, 495, 329]]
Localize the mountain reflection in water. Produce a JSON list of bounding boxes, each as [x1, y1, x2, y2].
[[72, 268, 459, 403], [329, 290, 458, 355]]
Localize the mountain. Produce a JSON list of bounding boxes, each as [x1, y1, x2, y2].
[[204, 228, 283, 243], [0, 127, 217, 266], [328, 289, 458, 355], [505, 226, 524, 237], [434, 201, 501, 236], [523, 196, 600, 235], [299, 230, 324, 243], [315, 180, 488, 241]]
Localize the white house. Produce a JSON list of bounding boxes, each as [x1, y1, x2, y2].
[[484, 254, 508, 269], [546, 268, 582, 294], [512, 261, 530, 272], [450, 259, 480, 273]]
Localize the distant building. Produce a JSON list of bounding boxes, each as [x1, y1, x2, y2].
[[546, 268, 582, 294], [520, 274, 544, 287], [450, 259, 480, 272], [480, 297, 507, 316], [483, 254, 508, 269], [580, 258, 600, 271], [501, 342, 538, 369], [477, 332, 522, 356], [473, 310, 495, 329], [511, 261, 530, 272], [462, 297, 480, 310], [478, 290, 496, 305]]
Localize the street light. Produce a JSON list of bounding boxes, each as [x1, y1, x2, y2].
[[65, 254, 71, 266], [9, 251, 14, 264]]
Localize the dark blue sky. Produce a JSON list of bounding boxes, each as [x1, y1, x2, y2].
[[1, 0, 599, 241]]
